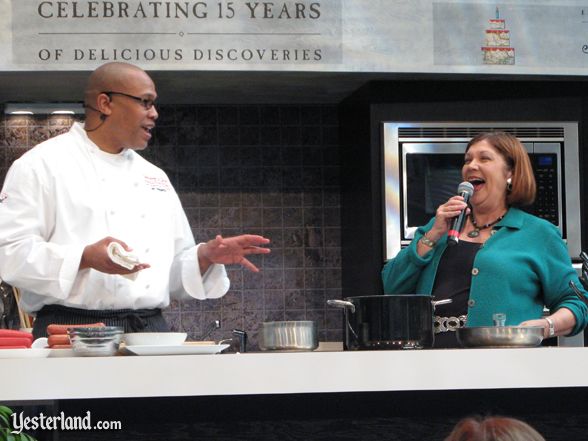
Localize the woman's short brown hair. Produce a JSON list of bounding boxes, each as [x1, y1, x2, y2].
[[466, 131, 536, 207], [445, 416, 546, 441]]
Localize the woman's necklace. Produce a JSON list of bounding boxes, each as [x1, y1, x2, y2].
[[467, 212, 506, 238]]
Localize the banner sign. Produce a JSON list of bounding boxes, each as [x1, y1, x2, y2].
[[434, 3, 588, 69], [3, 0, 588, 75], [10, 0, 341, 67]]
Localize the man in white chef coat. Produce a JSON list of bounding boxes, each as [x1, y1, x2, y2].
[[0, 62, 270, 337]]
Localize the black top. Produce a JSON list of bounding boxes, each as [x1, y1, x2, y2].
[[431, 240, 481, 348]]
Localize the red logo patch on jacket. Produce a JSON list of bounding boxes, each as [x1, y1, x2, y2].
[[144, 176, 171, 192]]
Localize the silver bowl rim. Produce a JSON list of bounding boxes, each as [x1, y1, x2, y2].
[[261, 320, 316, 326]]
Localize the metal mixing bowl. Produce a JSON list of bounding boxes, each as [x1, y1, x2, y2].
[[68, 326, 123, 356], [456, 326, 544, 348]]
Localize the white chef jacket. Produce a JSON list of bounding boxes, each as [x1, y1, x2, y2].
[[0, 122, 229, 314]]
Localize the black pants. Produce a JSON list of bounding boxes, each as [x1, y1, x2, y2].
[[32, 304, 169, 339]]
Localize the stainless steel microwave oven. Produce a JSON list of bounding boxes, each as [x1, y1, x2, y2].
[[382, 122, 581, 261]]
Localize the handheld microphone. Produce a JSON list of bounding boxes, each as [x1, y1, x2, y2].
[[447, 181, 475, 247]]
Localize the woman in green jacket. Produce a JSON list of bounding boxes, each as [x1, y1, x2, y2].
[[382, 131, 588, 348]]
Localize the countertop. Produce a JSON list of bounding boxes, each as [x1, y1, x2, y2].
[[1, 346, 588, 402]]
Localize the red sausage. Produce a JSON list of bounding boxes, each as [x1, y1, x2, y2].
[[47, 335, 70, 347], [0, 330, 33, 340], [0, 337, 32, 348], [47, 322, 106, 335]]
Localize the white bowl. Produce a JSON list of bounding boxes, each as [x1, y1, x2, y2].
[[32, 337, 48, 349], [122, 332, 187, 346]]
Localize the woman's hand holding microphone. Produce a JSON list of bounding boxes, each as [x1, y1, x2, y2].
[[417, 196, 470, 256]]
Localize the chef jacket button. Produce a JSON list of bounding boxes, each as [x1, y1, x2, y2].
[[468, 299, 476, 307], [145, 284, 150, 290], [110, 210, 115, 215], [134, 182, 139, 187], [471, 268, 479, 275], [145, 248, 150, 253], [140, 214, 146, 219]]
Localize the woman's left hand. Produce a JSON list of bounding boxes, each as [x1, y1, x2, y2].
[[519, 308, 576, 339], [519, 318, 551, 339]]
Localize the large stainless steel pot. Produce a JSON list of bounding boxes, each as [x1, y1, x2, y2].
[[259, 321, 318, 351], [327, 295, 451, 350]]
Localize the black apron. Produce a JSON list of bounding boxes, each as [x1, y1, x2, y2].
[[32, 304, 169, 339]]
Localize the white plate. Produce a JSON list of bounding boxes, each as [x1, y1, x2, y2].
[[124, 344, 230, 356], [0, 348, 51, 359], [49, 348, 76, 358]]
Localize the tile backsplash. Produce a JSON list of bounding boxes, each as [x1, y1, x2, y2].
[[0, 105, 342, 349]]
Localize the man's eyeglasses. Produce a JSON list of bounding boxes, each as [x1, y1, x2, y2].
[[102, 91, 157, 110]]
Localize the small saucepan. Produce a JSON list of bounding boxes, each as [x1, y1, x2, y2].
[[456, 326, 544, 348], [456, 312, 544, 348], [327, 295, 451, 350], [259, 320, 318, 351]]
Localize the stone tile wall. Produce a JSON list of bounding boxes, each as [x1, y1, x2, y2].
[[0, 105, 342, 348]]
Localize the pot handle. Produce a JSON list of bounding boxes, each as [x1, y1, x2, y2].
[[327, 299, 355, 314], [431, 299, 452, 309]]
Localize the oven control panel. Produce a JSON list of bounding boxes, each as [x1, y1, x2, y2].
[[529, 153, 559, 226]]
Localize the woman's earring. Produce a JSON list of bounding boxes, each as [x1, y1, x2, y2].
[[506, 178, 512, 192]]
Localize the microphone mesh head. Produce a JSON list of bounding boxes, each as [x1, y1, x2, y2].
[[457, 181, 475, 196]]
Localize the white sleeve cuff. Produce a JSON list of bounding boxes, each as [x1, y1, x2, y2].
[[58, 244, 86, 298], [180, 243, 230, 300]]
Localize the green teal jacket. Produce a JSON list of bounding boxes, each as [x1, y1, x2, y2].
[[382, 208, 588, 335]]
